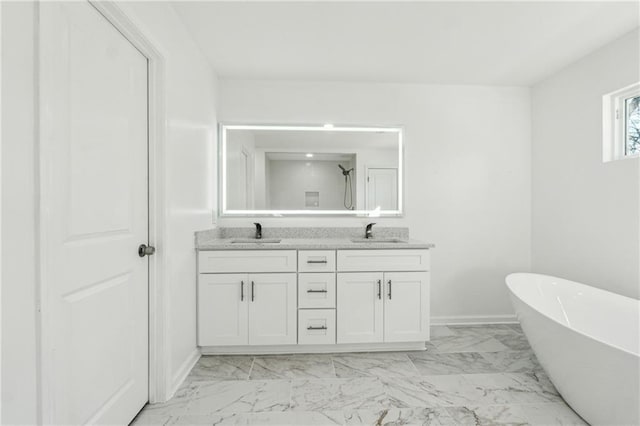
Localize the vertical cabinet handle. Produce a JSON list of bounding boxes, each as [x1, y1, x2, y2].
[[387, 280, 392, 300], [377, 279, 382, 299], [251, 281, 255, 302], [240, 280, 244, 301]]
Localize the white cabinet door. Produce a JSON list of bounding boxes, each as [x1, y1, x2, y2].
[[248, 273, 297, 345], [198, 274, 249, 346], [336, 272, 384, 344], [384, 272, 430, 342]]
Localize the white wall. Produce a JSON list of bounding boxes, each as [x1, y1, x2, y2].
[[1, 2, 217, 422], [117, 1, 218, 395], [218, 80, 532, 321], [267, 159, 353, 210], [531, 29, 640, 299]]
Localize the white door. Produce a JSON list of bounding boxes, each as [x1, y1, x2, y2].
[[336, 272, 384, 344], [366, 168, 398, 210], [248, 273, 297, 345], [198, 274, 249, 346], [40, 2, 149, 424], [384, 272, 430, 342]]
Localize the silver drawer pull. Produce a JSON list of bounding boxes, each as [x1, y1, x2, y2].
[[307, 260, 328, 264], [307, 326, 327, 330], [307, 289, 328, 293]]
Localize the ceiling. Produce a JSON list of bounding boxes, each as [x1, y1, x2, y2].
[[172, 1, 640, 86]]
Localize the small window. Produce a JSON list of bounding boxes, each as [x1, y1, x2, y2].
[[625, 95, 640, 156], [603, 83, 640, 161]]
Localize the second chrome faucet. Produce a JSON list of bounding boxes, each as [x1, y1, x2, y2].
[[254, 222, 262, 239], [365, 223, 376, 239]]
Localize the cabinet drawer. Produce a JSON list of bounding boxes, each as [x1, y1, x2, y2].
[[337, 250, 430, 272], [298, 273, 336, 309], [298, 250, 336, 272], [298, 309, 336, 345], [198, 250, 297, 273]]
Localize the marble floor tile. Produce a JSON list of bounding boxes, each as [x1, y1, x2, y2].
[[515, 402, 587, 425], [130, 412, 173, 425], [493, 332, 532, 351], [138, 382, 198, 417], [430, 325, 456, 338], [134, 322, 582, 426], [444, 404, 528, 425], [450, 324, 519, 336], [444, 403, 586, 426], [450, 325, 532, 351], [170, 411, 346, 425], [408, 351, 499, 375], [188, 356, 254, 382], [291, 378, 387, 411], [185, 380, 291, 414], [480, 350, 541, 373], [241, 411, 345, 425], [343, 408, 454, 425], [382, 375, 484, 408], [507, 323, 524, 334], [168, 412, 247, 425], [249, 354, 336, 380], [462, 372, 561, 405], [333, 352, 419, 378], [429, 332, 509, 353]]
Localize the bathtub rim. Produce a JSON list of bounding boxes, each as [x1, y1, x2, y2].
[[506, 272, 640, 358]]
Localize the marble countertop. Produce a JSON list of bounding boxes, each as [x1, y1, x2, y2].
[[196, 237, 434, 250]]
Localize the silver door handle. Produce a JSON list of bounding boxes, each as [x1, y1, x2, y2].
[[377, 280, 382, 299], [251, 281, 255, 302], [240, 281, 244, 301], [307, 326, 327, 330], [138, 244, 155, 257], [307, 289, 328, 293], [307, 260, 328, 264], [387, 280, 392, 300]]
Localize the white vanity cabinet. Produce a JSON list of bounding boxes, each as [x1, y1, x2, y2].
[[336, 250, 430, 344], [197, 251, 297, 346], [197, 247, 430, 352]]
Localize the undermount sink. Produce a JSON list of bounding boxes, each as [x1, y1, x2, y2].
[[350, 238, 407, 243], [230, 238, 282, 244]]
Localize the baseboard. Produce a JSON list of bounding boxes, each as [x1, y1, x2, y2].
[[170, 348, 200, 397], [200, 341, 426, 355], [431, 314, 518, 325]]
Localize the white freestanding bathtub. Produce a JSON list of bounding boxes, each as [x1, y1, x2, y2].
[[506, 273, 640, 426]]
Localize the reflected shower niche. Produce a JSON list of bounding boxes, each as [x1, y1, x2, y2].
[[220, 124, 403, 217]]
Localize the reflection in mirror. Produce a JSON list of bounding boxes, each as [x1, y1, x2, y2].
[[221, 124, 403, 216]]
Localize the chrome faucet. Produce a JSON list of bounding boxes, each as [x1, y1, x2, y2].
[[365, 223, 376, 239], [254, 222, 262, 239]]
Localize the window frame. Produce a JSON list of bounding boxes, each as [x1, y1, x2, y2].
[[603, 82, 640, 162]]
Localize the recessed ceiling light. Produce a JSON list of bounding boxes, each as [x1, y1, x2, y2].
[[323, 123, 334, 129], [306, 153, 314, 158]]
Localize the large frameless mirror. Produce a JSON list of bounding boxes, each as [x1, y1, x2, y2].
[[219, 124, 404, 217]]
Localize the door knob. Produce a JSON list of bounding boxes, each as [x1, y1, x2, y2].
[[138, 244, 156, 257]]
